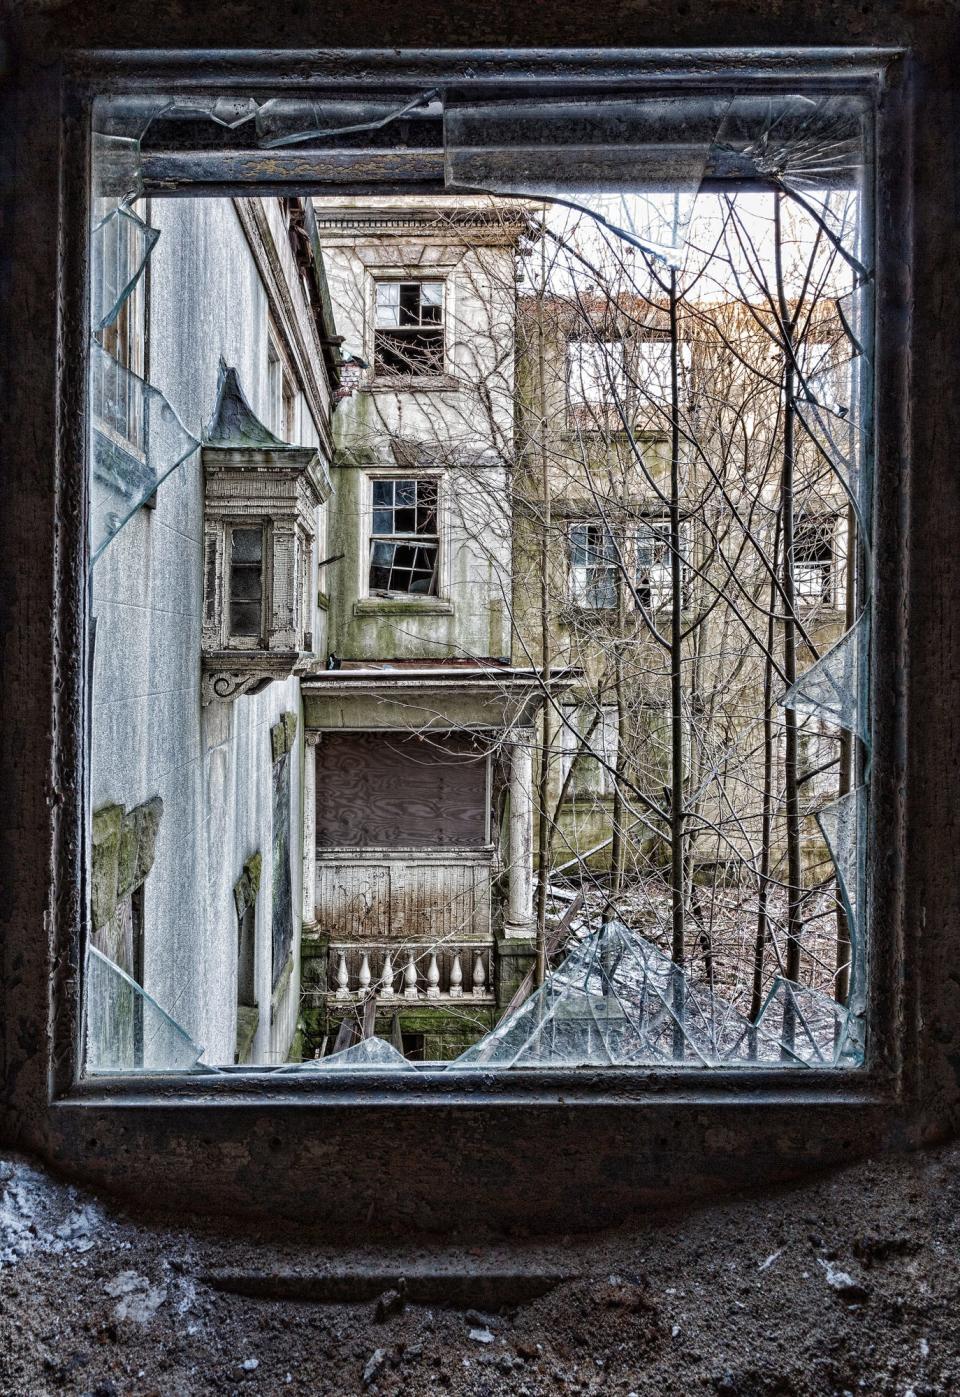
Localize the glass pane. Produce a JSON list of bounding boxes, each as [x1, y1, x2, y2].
[[230, 601, 262, 636], [85, 86, 873, 1075], [230, 568, 262, 601], [231, 527, 263, 562]]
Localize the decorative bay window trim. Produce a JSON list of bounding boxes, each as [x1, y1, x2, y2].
[[201, 368, 331, 704]]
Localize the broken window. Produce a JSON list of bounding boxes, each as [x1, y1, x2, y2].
[[369, 477, 439, 596], [569, 520, 681, 611], [568, 522, 620, 609], [77, 72, 878, 1083], [793, 515, 837, 605], [634, 519, 677, 610], [374, 280, 444, 376], [567, 339, 627, 429]]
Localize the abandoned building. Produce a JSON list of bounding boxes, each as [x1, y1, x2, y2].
[[3, 15, 959, 1392]]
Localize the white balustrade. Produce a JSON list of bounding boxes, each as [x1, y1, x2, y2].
[[329, 944, 493, 999]]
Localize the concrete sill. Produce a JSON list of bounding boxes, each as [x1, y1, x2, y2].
[[353, 598, 454, 618], [362, 375, 461, 394]]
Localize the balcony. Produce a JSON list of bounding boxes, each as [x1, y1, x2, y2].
[[326, 941, 494, 1003]]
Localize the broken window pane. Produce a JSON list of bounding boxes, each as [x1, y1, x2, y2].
[[368, 478, 439, 595], [89, 342, 198, 561], [374, 281, 445, 377], [84, 947, 204, 1073], [84, 83, 874, 1075]]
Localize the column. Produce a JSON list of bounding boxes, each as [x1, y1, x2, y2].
[[302, 731, 320, 929], [503, 727, 535, 939]]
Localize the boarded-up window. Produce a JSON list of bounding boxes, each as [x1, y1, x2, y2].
[[316, 732, 489, 848]]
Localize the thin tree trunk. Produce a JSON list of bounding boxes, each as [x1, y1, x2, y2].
[[834, 499, 856, 1004], [668, 269, 687, 1056], [608, 578, 629, 906], [750, 512, 782, 1030], [534, 236, 553, 987], [774, 193, 804, 1053]]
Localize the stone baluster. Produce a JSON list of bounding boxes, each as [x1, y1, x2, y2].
[[449, 951, 463, 998], [358, 952, 371, 994], [403, 949, 419, 999], [335, 951, 350, 1000], [472, 950, 487, 997], [426, 951, 441, 999], [380, 951, 395, 999]]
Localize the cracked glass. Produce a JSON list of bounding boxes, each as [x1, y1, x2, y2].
[[82, 81, 875, 1075]]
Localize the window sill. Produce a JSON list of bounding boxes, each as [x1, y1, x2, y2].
[[362, 375, 461, 394], [353, 597, 454, 618]]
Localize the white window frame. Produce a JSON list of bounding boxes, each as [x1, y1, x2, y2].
[[362, 469, 445, 601], [371, 276, 447, 379]]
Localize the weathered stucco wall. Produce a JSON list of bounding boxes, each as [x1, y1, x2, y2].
[[90, 197, 311, 1065]]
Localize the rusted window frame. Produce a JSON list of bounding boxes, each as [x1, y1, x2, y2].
[[3, 43, 928, 1226]]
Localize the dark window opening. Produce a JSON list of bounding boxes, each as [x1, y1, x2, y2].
[[374, 280, 444, 377], [230, 526, 264, 637], [238, 904, 256, 1009], [369, 478, 439, 596], [401, 1032, 426, 1061], [635, 519, 676, 610]]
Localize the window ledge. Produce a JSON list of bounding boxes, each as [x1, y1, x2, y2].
[[363, 375, 461, 394], [353, 597, 454, 618]]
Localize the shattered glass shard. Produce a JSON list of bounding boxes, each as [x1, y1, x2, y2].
[[445, 920, 847, 1071], [816, 784, 868, 1012], [92, 131, 145, 207], [276, 1036, 419, 1072], [780, 609, 869, 751], [256, 91, 441, 149], [715, 94, 871, 281], [444, 96, 730, 266], [794, 362, 869, 537], [89, 341, 199, 562], [91, 205, 160, 331], [162, 97, 260, 130], [754, 976, 863, 1068], [84, 946, 205, 1073]]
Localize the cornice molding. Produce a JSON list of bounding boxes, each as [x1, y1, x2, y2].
[[233, 198, 335, 461]]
